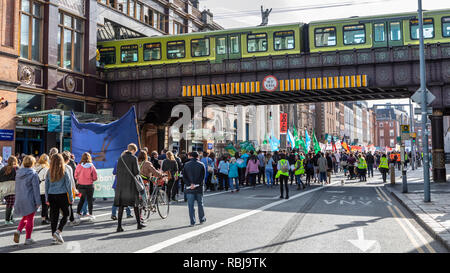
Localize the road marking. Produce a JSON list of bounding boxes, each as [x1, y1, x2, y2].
[[348, 227, 379, 252], [135, 181, 340, 253], [387, 205, 424, 253], [391, 205, 436, 253]]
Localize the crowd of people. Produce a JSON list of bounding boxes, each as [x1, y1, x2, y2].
[[0, 143, 423, 246]]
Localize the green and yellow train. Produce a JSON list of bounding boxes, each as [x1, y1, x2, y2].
[[97, 8, 450, 68]]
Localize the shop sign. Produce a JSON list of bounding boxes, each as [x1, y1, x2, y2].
[[0, 129, 14, 141], [48, 114, 71, 133], [280, 113, 287, 134], [23, 116, 46, 126]]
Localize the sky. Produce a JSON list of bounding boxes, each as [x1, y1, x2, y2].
[[197, 0, 448, 114]]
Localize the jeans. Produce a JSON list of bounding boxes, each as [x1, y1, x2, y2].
[[48, 193, 70, 234], [248, 173, 257, 187], [77, 185, 94, 215], [257, 166, 265, 184], [186, 193, 205, 225], [112, 206, 131, 217], [295, 175, 304, 188], [229, 177, 239, 191], [319, 172, 327, 183], [218, 173, 229, 190], [265, 169, 274, 186], [367, 164, 374, 177]]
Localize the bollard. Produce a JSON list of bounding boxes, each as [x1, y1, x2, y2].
[[390, 163, 396, 185]]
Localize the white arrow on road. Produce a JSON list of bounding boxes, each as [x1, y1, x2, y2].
[[348, 227, 378, 252]]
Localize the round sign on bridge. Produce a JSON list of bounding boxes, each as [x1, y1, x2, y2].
[[262, 75, 278, 92]]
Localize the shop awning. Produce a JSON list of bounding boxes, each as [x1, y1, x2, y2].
[[17, 110, 117, 124]]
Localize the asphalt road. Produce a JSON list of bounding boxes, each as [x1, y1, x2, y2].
[[0, 169, 447, 253]]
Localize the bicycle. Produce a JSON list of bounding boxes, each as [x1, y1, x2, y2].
[[139, 175, 170, 222]]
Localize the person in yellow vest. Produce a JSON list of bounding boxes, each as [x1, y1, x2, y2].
[[294, 154, 305, 190], [357, 154, 367, 182], [275, 153, 290, 199], [378, 154, 389, 183]]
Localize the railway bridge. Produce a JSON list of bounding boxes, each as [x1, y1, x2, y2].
[[99, 43, 450, 182]]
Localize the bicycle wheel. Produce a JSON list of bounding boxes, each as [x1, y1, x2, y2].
[[156, 189, 170, 219]]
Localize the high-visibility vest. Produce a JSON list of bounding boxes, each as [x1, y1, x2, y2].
[[294, 159, 305, 175], [379, 157, 389, 169], [277, 159, 290, 177], [358, 158, 367, 169]]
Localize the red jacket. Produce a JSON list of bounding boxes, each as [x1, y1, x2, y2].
[[74, 163, 98, 186]]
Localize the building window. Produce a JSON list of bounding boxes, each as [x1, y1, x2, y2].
[[390, 122, 393, 128], [442, 17, 450, 37], [56, 97, 85, 112], [99, 47, 116, 65], [120, 44, 138, 63], [191, 38, 210, 57], [314, 27, 336, 47], [343, 24, 365, 45], [389, 129, 394, 137], [410, 18, 434, 39], [379, 122, 383, 128], [379, 130, 384, 137], [167, 41, 185, 59], [58, 12, 84, 72], [17, 92, 43, 114], [143, 43, 161, 61], [129, 0, 135, 18], [274, 31, 295, 50], [390, 139, 395, 147], [136, 3, 142, 21], [174, 21, 185, 34], [247, 33, 267, 53], [157, 12, 167, 32], [20, 0, 42, 61], [118, 0, 127, 14]]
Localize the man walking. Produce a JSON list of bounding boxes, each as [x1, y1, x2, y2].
[[182, 152, 206, 226], [366, 152, 375, 178]]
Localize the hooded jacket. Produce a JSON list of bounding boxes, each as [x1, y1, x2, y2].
[[74, 162, 98, 186], [13, 167, 41, 217]]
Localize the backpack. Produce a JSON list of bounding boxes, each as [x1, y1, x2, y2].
[[280, 160, 290, 173]]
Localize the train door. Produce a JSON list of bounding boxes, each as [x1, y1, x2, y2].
[[373, 21, 403, 48], [215, 34, 241, 63]]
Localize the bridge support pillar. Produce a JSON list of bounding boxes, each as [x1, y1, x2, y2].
[[431, 109, 446, 183]]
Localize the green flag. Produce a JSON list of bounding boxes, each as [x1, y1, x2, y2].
[[299, 136, 307, 152], [293, 125, 300, 149], [312, 129, 321, 154], [263, 133, 269, 145]]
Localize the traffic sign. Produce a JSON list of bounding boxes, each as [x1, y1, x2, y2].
[[414, 107, 432, 115], [411, 88, 435, 106], [400, 125, 410, 141], [262, 75, 278, 92]]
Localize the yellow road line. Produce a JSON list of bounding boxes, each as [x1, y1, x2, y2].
[[387, 205, 425, 253], [374, 187, 387, 202], [391, 205, 436, 253], [377, 187, 392, 202]]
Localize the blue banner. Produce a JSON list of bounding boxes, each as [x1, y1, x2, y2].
[[0, 129, 14, 141], [48, 114, 71, 133], [71, 107, 140, 169]]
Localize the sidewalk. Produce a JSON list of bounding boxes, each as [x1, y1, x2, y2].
[[383, 164, 450, 251]]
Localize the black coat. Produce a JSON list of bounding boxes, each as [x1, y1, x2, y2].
[[114, 151, 140, 207], [182, 158, 206, 194]]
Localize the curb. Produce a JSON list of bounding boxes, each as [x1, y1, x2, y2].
[[384, 184, 450, 252]]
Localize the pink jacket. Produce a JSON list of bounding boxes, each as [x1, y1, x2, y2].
[[246, 159, 260, 176], [74, 163, 98, 186]]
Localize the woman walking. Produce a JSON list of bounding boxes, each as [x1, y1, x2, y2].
[[138, 150, 164, 219], [0, 156, 19, 224], [45, 154, 73, 244], [218, 156, 230, 191], [115, 143, 145, 232], [265, 153, 274, 188], [13, 156, 41, 245], [245, 154, 259, 189], [74, 152, 98, 222], [162, 151, 179, 202], [228, 157, 239, 192], [35, 154, 50, 224]]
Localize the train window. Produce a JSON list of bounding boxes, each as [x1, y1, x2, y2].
[[191, 38, 210, 57], [374, 23, 385, 42], [314, 27, 336, 47], [167, 40, 185, 59], [274, 31, 295, 50], [99, 47, 116, 65], [343, 24, 365, 45], [442, 17, 450, 37], [143, 43, 161, 61], [230, 35, 240, 54], [389, 22, 401, 41], [247, 33, 267, 52], [410, 18, 434, 39], [216, 37, 227, 55], [120, 44, 138, 63]]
